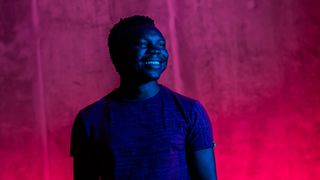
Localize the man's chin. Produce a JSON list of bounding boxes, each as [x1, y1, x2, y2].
[[138, 73, 161, 83], [143, 75, 160, 82]]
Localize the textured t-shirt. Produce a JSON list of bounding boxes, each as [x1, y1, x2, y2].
[[70, 85, 214, 179]]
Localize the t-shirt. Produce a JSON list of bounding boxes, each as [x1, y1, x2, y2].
[[70, 84, 214, 179]]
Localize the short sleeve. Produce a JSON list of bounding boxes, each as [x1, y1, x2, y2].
[[70, 111, 89, 157], [186, 101, 215, 151]]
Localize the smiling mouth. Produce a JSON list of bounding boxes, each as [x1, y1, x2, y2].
[[144, 60, 160, 65]]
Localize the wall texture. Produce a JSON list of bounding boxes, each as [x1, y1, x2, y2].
[[1, 0, 320, 179]]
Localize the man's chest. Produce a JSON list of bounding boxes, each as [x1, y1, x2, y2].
[[97, 102, 189, 157]]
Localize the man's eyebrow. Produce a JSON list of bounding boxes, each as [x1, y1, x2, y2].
[[133, 37, 165, 41], [128, 37, 145, 42]]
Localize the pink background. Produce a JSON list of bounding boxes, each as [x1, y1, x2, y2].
[[1, 0, 320, 179]]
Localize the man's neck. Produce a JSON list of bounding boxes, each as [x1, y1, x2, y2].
[[118, 80, 160, 100]]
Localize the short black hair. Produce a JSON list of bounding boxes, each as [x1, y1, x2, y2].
[[107, 15, 155, 70]]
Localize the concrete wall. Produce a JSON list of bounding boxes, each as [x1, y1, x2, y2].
[[1, 0, 319, 179]]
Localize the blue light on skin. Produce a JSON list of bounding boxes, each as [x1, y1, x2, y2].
[[113, 24, 218, 180], [116, 25, 169, 100]]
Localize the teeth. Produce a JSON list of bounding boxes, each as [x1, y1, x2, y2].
[[145, 61, 160, 65]]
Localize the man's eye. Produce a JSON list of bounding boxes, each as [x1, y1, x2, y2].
[[158, 41, 166, 47], [135, 41, 148, 47]]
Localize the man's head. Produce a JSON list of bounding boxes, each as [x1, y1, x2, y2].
[[108, 15, 168, 84]]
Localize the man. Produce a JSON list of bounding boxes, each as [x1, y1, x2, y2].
[[71, 15, 217, 180]]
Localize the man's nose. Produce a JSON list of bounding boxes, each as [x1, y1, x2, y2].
[[147, 46, 161, 54]]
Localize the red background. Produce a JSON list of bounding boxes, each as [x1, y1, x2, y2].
[[1, 0, 320, 179]]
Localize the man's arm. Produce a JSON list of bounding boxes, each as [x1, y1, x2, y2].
[[71, 112, 101, 180], [190, 148, 218, 180], [73, 156, 100, 180]]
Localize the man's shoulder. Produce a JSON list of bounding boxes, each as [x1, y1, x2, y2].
[[160, 85, 199, 109], [77, 90, 116, 119]]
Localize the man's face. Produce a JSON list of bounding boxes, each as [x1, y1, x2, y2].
[[117, 25, 169, 83]]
